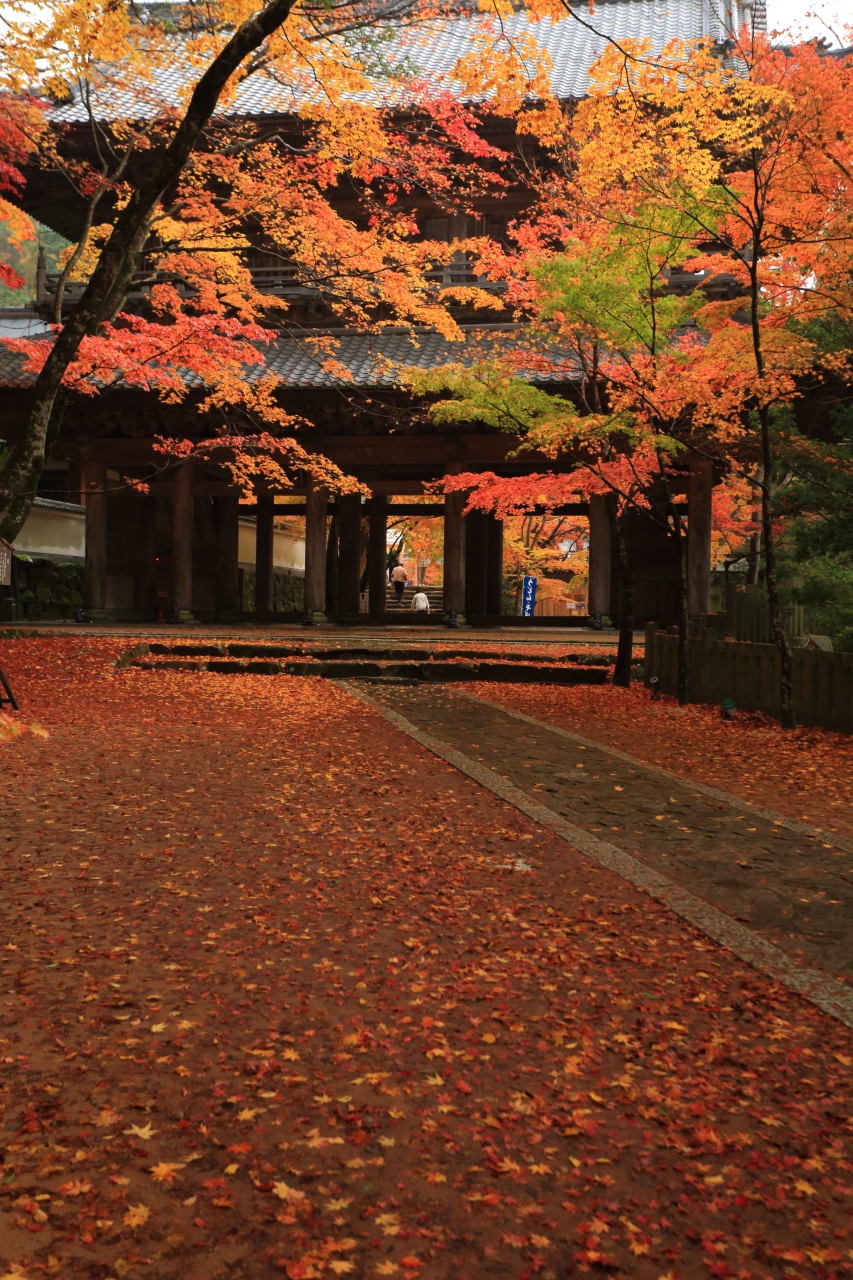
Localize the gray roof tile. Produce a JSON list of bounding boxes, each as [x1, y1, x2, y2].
[[0, 324, 580, 390], [48, 0, 740, 123]]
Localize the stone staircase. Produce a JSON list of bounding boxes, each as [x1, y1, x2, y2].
[[385, 583, 444, 612]]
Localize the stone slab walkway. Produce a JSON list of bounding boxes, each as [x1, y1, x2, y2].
[[361, 684, 853, 988]]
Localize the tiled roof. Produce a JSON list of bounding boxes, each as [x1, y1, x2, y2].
[[48, 0, 745, 124], [0, 324, 580, 390]]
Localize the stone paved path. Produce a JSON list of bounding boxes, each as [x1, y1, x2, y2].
[[363, 684, 853, 985]]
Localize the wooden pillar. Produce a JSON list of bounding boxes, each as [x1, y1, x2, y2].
[[443, 489, 466, 621], [587, 495, 612, 620], [171, 461, 194, 619], [464, 510, 487, 617], [304, 482, 328, 620], [338, 494, 363, 616], [688, 455, 713, 617], [141, 494, 158, 619], [255, 494, 274, 621], [485, 515, 504, 616], [83, 459, 107, 615], [216, 495, 240, 619], [368, 494, 387, 618]]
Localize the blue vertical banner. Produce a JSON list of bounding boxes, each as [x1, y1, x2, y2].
[[521, 575, 538, 617]]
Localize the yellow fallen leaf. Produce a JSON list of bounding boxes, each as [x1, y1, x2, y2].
[[326, 1198, 351, 1211], [124, 1123, 157, 1140], [150, 1023, 168, 1034], [225, 1164, 239, 1175], [123, 1203, 150, 1228], [481, 1033, 496, 1044], [329, 1264, 354, 1275], [794, 1180, 816, 1196], [149, 1163, 185, 1183], [272, 1181, 306, 1202], [378, 1136, 395, 1148], [375, 1265, 399, 1277], [237, 1108, 264, 1121]]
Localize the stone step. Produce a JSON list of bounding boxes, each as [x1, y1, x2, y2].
[[130, 656, 609, 685], [385, 583, 443, 610], [142, 642, 617, 663]]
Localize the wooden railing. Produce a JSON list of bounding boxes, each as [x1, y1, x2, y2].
[[38, 259, 505, 312]]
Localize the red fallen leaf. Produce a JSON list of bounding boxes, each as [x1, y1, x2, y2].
[[706, 1262, 734, 1279], [399, 1257, 421, 1269], [455, 1078, 473, 1094]]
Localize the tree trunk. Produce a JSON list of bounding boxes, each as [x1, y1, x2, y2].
[[654, 457, 689, 705], [759, 409, 796, 727], [0, 0, 298, 542], [677, 523, 689, 705], [747, 464, 763, 585], [612, 516, 634, 688]]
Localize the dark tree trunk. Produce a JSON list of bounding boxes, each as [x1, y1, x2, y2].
[[759, 408, 796, 727], [677, 522, 689, 705], [0, 0, 298, 542], [612, 514, 634, 688]]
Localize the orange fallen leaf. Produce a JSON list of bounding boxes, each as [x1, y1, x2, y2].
[[58, 1177, 92, 1196], [149, 1163, 185, 1183], [123, 1203, 151, 1228]]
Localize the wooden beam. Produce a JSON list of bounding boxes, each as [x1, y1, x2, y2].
[[78, 435, 579, 471]]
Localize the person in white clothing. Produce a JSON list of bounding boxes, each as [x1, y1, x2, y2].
[[411, 590, 430, 613], [390, 562, 408, 603]]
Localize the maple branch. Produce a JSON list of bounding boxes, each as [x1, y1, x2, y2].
[[0, 0, 301, 541]]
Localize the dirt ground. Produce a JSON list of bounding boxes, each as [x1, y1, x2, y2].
[[0, 635, 851, 1280]]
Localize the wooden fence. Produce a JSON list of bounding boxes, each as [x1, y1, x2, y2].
[[720, 582, 805, 643], [644, 625, 853, 734]]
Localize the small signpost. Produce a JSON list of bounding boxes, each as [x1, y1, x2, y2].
[[0, 539, 12, 588], [521, 575, 538, 617]]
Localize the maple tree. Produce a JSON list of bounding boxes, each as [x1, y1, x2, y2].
[[0, 96, 45, 292], [0, 0, 541, 540], [567, 31, 853, 725], [387, 502, 444, 587], [410, 32, 853, 717]]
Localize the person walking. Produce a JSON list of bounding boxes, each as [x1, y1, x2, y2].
[[391, 562, 408, 605], [411, 589, 430, 614]]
